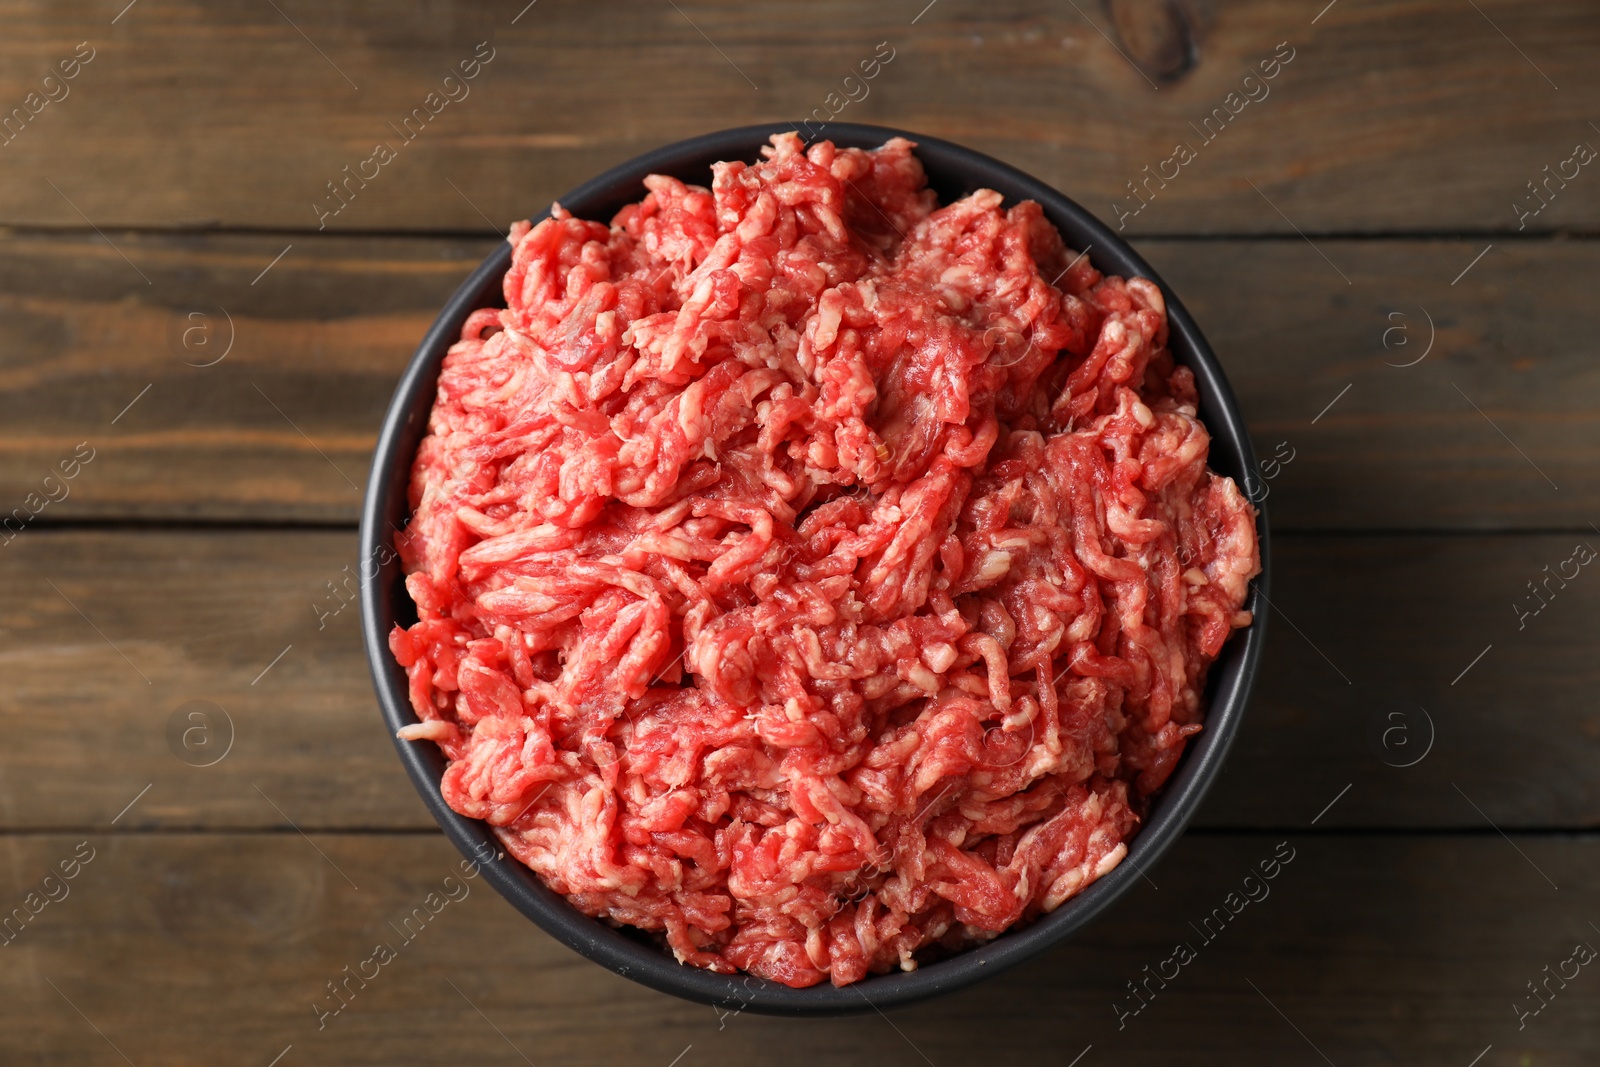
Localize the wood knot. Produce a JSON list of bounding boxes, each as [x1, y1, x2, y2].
[[1104, 0, 1202, 83]]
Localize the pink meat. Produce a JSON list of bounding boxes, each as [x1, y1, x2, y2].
[[391, 134, 1259, 988]]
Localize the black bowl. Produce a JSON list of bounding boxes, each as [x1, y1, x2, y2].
[[360, 122, 1270, 1016]]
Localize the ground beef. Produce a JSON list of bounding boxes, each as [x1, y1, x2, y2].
[[390, 134, 1259, 988]]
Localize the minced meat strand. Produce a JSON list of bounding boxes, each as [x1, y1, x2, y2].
[[390, 134, 1259, 988]]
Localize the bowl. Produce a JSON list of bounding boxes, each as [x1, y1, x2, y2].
[[359, 122, 1270, 1015]]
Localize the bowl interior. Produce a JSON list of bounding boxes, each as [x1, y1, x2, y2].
[[359, 122, 1270, 1016]]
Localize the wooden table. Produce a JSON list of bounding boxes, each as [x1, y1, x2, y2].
[[3, 1, 1596, 1063]]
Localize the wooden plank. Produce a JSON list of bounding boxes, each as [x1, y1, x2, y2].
[[1197, 531, 1600, 831], [2, 232, 1595, 529], [0, 1, 1595, 233], [3, 831, 1594, 1064], [4, 529, 1595, 832], [0, 529, 424, 831], [0, 231, 495, 524], [1142, 237, 1599, 531]]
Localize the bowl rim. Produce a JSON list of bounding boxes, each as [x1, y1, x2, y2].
[[359, 121, 1271, 1016]]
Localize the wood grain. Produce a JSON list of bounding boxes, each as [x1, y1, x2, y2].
[[0, 231, 494, 524], [4, 529, 1594, 832], [3, 831, 1593, 1065], [6, 0, 1597, 1059], [2, 232, 1595, 529], [0, 1, 1595, 234], [0, 529, 420, 832]]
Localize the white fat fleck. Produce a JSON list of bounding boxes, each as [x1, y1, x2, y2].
[[1093, 842, 1128, 878], [976, 550, 1012, 582], [397, 720, 451, 741]]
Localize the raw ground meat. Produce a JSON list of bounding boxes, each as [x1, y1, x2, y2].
[[390, 134, 1260, 988]]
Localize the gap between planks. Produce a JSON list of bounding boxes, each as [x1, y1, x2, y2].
[[3, 826, 1596, 838], [6, 225, 1600, 243]]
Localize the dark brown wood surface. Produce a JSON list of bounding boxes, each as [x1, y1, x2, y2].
[[3, 0, 1595, 1063], [3, 234, 1592, 529], [0, 0, 1596, 234], [5, 529, 1595, 833], [7, 834, 1595, 1066]]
